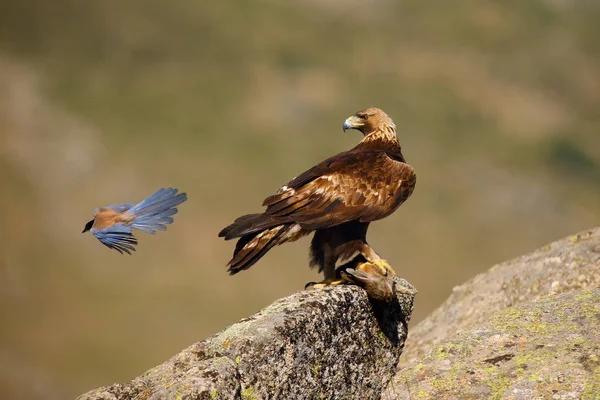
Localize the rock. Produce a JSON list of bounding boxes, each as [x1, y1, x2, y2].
[[382, 227, 600, 399], [78, 278, 416, 400], [385, 289, 600, 399], [399, 227, 600, 366]]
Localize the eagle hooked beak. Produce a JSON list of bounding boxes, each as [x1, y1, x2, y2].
[[342, 115, 363, 132]]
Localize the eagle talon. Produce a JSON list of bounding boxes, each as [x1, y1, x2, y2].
[[353, 259, 396, 278], [371, 259, 397, 277]]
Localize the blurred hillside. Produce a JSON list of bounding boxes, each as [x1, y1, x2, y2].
[[0, 1, 599, 399]]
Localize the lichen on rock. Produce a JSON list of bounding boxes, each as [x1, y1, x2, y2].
[[383, 227, 600, 400], [399, 227, 600, 367], [386, 288, 600, 399]]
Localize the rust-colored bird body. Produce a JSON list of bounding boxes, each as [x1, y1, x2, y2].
[[219, 108, 416, 285], [90, 209, 126, 229]]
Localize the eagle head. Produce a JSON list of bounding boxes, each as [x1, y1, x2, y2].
[[343, 108, 396, 136]]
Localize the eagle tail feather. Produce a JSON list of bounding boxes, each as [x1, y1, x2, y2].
[[227, 224, 294, 274], [218, 213, 284, 240]]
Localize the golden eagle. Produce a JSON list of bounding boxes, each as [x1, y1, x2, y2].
[[219, 108, 416, 295]]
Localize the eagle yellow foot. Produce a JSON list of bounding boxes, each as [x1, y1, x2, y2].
[[358, 259, 397, 278], [304, 279, 347, 290]]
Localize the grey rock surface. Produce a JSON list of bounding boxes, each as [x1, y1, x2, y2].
[[400, 227, 600, 367], [385, 289, 600, 399], [78, 278, 416, 400], [382, 227, 600, 399]]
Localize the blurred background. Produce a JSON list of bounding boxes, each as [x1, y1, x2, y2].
[[0, 1, 599, 398]]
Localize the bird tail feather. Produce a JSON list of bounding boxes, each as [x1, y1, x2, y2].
[[127, 188, 187, 234], [218, 213, 287, 240], [227, 224, 299, 274]]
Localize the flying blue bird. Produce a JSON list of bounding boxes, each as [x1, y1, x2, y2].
[[82, 187, 187, 254]]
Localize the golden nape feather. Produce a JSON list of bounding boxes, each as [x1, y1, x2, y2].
[[219, 107, 416, 282]]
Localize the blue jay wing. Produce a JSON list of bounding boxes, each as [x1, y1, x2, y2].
[[105, 203, 135, 213], [91, 223, 138, 255]]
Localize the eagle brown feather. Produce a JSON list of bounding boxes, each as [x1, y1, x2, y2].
[[219, 108, 416, 276]]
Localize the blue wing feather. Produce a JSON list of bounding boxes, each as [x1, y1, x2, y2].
[[92, 224, 138, 255], [106, 203, 135, 213]]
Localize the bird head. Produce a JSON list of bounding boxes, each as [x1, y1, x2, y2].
[[82, 219, 93, 233], [342, 107, 396, 136]]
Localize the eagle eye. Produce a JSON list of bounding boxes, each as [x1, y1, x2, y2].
[[357, 114, 368, 120]]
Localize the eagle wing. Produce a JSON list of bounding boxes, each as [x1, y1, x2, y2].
[[262, 150, 415, 230]]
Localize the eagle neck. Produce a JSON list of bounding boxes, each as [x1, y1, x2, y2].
[[358, 126, 402, 152]]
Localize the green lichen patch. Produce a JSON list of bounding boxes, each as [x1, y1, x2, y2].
[[241, 386, 257, 400], [389, 289, 600, 399]]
